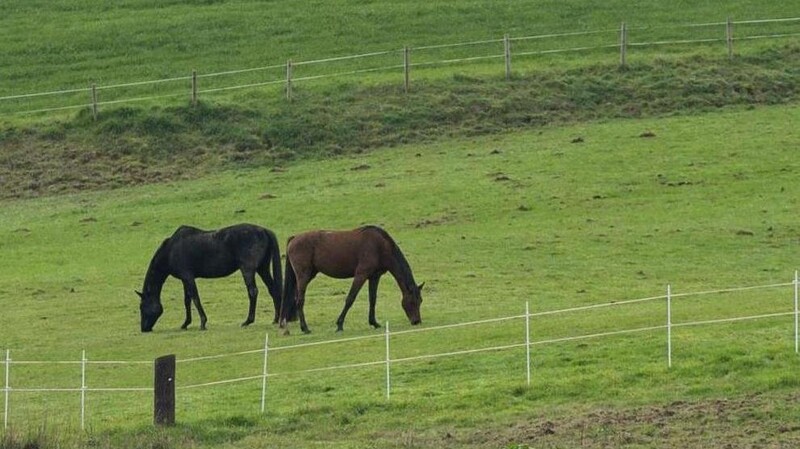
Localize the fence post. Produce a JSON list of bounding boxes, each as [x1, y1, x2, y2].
[[191, 70, 198, 106], [504, 34, 512, 81], [794, 270, 798, 354], [3, 350, 8, 430], [619, 22, 628, 67], [285, 59, 293, 101], [385, 321, 391, 400], [80, 350, 86, 431], [525, 301, 531, 386], [261, 333, 268, 413], [90, 84, 98, 121], [726, 17, 734, 60], [666, 285, 672, 368], [403, 47, 410, 94], [154, 355, 176, 426]]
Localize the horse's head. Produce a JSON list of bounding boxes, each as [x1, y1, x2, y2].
[[136, 290, 163, 332], [401, 282, 424, 325]]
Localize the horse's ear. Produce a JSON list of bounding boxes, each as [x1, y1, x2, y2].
[[417, 282, 425, 291]]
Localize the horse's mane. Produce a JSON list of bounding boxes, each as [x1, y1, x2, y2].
[[359, 225, 417, 289]]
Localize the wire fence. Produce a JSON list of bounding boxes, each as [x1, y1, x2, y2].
[[2, 271, 798, 430], [1, 16, 798, 119]]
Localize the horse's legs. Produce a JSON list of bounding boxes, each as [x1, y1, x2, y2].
[[296, 276, 312, 334], [181, 280, 193, 330], [257, 266, 280, 324], [367, 275, 381, 329], [241, 269, 258, 327], [182, 278, 207, 330], [336, 275, 367, 332]]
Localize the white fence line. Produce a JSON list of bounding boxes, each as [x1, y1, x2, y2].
[[2, 274, 799, 430], [1, 16, 799, 117]]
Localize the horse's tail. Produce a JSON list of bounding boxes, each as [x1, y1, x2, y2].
[[280, 236, 298, 322], [267, 229, 284, 305], [267, 231, 283, 307]]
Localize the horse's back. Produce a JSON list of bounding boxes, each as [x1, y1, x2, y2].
[[287, 227, 391, 278], [167, 223, 277, 277]]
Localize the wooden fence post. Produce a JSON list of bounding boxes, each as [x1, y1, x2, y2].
[[726, 17, 734, 60], [619, 22, 628, 67], [504, 34, 512, 80], [285, 59, 293, 101], [154, 355, 175, 426], [91, 83, 98, 120], [403, 47, 410, 93], [191, 70, 198, 106]]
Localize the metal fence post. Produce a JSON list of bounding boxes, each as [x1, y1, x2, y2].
[[667, 285, 672, 368], [80, 350, 86, 430], [525, 301, 531, 386], [794, 270, 798, 354], [261, 333, 269, 413], [385, 321, 391, 399], [154, 355, 176, 426], [3, 350, 9, 430]]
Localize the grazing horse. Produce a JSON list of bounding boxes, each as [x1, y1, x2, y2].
[[279, 225, 424, 334], [137, 223, 283, 332]]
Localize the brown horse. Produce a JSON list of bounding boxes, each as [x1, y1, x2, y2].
[[279, 225, 424, 334]]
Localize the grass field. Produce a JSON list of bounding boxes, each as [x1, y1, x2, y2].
[[1, 103, 799, 448], [1, 0, 795, 95], [2, 1, 800, 448]]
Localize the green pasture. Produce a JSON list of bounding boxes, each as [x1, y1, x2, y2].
[[1, 0, 798, 120], [1, 103, 799, 447]]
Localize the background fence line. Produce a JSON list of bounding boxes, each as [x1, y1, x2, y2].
[[2, 273, 798, 430], [1, 16, 798, 118]]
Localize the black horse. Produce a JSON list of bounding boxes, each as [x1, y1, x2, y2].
[[137, 223, 283, 332]]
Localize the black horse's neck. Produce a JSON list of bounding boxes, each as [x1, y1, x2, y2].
[[142, 240, 171, 301]]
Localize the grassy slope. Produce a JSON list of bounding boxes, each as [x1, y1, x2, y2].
[[1, 104, 799, 448], [1, 0, 793, 94], [1, 1, 799, 200], [1, 45, 799, 199]]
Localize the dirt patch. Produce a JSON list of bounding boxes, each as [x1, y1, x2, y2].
[[460, 393, 800, 448], [381, 393, 800, 449]]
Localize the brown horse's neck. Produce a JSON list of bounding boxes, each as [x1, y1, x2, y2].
[[386, 246, 417, 294]]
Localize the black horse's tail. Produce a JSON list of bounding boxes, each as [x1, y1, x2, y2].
[[280, 236, 299, 322], [267, 229, 284, 307]]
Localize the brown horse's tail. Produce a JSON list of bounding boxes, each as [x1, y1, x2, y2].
[[280, 237, 299, 322]]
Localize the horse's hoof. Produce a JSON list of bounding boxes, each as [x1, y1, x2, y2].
[[241, 321, 253, 327], [302, 329, 312, 335], [281, 329, 290, 336]]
